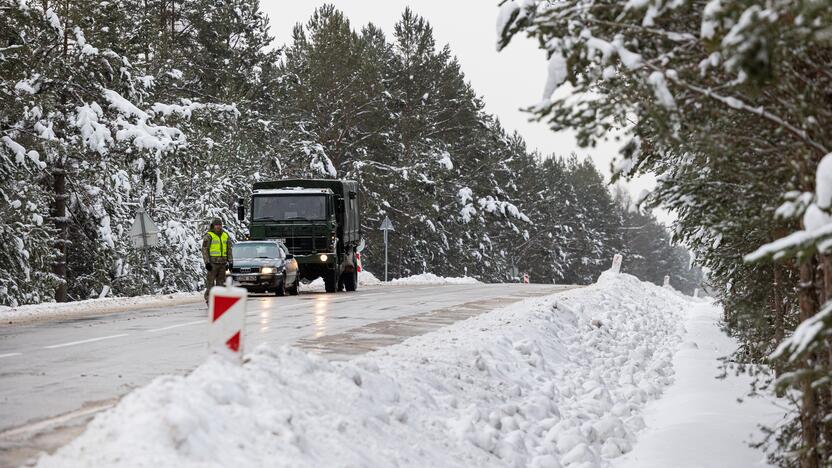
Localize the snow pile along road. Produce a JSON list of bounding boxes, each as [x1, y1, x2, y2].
[[37, 272, 692, 468], [0, 292, 202, 325], [300, 270, 475, 292], [299, 270, 382, 292], [389, 272, 480, 285]]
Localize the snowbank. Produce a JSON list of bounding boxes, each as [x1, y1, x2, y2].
[[298, 270, 382, 292], [0, 292, 201, 325], [37, 272, 694, 468], [299, 270, 475, 292], [614, 301, 782, 468], [389, 272, 479, 285]]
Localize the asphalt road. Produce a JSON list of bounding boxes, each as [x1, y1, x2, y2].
[[0, 283, 577, 466]]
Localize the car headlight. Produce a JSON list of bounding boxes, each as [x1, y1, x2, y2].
[[261, 266, 275, 274], [319, 254, 328, 262]]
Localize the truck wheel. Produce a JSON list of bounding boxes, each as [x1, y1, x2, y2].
[[324, 271, 337, 293], [287, 276, 299, 296], [275, 275, 286, 297], [344, 270, 357, 292]]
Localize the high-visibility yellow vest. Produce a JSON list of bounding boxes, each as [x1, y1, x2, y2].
[[208, 231, 229, 257]]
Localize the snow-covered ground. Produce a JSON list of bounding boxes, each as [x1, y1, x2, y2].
[[0, 291, 202, 325], [298, 270, 478, 292], [34, 272, 734, 468], [390, 272, 480, 285], [614, 301, 783, 468]]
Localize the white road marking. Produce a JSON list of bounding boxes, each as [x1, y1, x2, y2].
[[360, 293, 385, 297], [146, 320, 203, 333], [0, 399, 116, 439], [0, 352, 22, 359], [44, 334, 129, 349]]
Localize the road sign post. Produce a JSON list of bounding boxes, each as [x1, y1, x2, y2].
[[379, 216, 395, 282], [129, 208, 160, 296]]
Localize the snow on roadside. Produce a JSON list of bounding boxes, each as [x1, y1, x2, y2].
[[613, 301, 782, 468], [0, 292, 202, 325], [299, 270, 476, 292], [36, 272, 692, 468], [390, 272, 479, 285], [299, 270, 382, 292]]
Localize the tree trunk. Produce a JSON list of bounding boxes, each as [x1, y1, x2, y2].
[[798, 259, 820, 468], [821, 254, 832, 462], [773, 265, 785, 365], [52, 0, 70, 302], [52, 163, 68, 302]]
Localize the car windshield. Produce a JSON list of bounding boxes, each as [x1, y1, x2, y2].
[[253, 195, 327, 221], [233, 243, 284, 260]]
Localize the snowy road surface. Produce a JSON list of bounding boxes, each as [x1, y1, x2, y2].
[[0, 282, 573, 465]]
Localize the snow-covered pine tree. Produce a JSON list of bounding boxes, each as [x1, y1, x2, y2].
[[498, 1, 831, 464]]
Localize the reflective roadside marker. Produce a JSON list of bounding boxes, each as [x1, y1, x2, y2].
[[610, 254, 623, 274], [523, 273, 529, 284], [208, 283, 248, 360]]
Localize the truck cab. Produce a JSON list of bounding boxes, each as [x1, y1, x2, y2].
[[240, 179, 361, 293]]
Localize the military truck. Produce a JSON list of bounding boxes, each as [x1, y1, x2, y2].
[[237, 179, 361, 293]]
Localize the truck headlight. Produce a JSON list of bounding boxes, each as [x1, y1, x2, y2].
[[319, 254, 328, 262], [261, 266, 275, 274]]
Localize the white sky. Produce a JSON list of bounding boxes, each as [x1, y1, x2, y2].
[[261, 0, 670, 223]]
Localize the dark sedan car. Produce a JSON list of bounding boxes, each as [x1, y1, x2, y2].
[[230, 240, 299, 296]]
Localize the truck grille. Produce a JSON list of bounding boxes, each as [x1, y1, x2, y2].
[[283, 236, 330, 255]]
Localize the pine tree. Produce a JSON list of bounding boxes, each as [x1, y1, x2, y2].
[[499, 1, 832, 464]]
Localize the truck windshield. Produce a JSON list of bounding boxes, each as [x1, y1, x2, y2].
[[233, 243, 283, 259], [253, 195, 327, 221]]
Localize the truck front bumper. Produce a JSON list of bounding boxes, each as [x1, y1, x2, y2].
[[295, 253, 337, 280]]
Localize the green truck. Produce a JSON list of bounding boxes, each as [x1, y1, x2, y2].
[[237, 179, 362, 293]]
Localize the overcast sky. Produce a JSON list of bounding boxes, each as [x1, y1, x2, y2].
[[260, 1, 667, 222]]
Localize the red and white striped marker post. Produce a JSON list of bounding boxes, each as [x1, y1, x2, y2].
[[208, 281, 248, 360], [356, 252, 362, 272], [523, 273, 529, 284], [610, 254, 623, 274]]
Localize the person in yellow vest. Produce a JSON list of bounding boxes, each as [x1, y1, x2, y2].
[[202, 218, 233, 302]]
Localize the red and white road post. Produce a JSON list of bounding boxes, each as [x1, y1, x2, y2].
[[208, 280, 248, 360], [610, 254, 623, 274], [523, 273, 529, 284]]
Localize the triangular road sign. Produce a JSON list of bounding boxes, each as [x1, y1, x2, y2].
[[379, 216, 395, 231]]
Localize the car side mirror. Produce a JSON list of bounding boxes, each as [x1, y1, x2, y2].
[[285, 254, 294, 260], [237, 198, 245, 222]]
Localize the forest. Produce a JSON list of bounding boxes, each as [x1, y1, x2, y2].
[[498, 0, 832, 466], [0, 0, 700, 308]]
